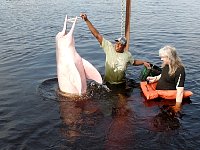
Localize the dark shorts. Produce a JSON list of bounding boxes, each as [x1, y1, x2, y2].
[[105, 81, 133, 97]]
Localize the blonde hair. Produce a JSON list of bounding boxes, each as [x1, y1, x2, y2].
[[159, 45, 184, 76]]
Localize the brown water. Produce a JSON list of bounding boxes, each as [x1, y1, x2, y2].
[[1, 0, 200, 149]]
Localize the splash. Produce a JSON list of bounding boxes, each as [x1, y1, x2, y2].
[[37, 78, 110, 102]]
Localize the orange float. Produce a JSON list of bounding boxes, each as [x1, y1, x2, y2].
[[140, 81, 193, 100]]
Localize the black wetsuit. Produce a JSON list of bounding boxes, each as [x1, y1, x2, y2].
[[156, 65, 185, 90]]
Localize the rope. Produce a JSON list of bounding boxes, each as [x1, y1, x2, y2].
[[121, 0, 126, 37]]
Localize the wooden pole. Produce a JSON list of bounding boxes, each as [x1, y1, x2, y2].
[[125, 0, 131, 51]]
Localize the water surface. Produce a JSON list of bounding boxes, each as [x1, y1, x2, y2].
[[1, 0, 200, 149]]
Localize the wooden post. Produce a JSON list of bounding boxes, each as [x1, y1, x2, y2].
[[125, 0, 131, 51]]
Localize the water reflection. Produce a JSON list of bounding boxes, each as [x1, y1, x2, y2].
[[105, 93, 136, 149], [37, 77, 194, 148], [151, 106, 181, 131], [144, 98, 192, 132], [38, 78, 105, 140], [103, 81, 137, 149], [57, 79, 137, 148], [58, 97, 101, 142]]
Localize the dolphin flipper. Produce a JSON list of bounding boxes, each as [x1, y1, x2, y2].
[[82, 58, 103, 84]]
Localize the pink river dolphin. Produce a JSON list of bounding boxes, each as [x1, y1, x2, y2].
[[55, 15, 103, 95]]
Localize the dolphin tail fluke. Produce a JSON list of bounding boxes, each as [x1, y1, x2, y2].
[[82, 58, 103, 84]]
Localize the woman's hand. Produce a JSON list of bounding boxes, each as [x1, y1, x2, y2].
[[146, 76, 157, 83], [171, 103, 182, 113]]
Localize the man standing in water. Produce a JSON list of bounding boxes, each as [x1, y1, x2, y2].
[[80, 13, 150, 86]]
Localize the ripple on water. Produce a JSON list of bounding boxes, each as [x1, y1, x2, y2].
[[1, 0, 200, 149]]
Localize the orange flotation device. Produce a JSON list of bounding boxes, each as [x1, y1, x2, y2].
[[140, 81, 193, 100]]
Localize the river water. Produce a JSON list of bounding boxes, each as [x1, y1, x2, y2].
[[1, 0, 200, 149]]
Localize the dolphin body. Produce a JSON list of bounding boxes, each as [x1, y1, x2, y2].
[[56, 15, 102, 95]]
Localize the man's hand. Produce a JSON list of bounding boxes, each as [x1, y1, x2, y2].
[[80, 13, 88, 21], [143, 61, 150, 68]]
